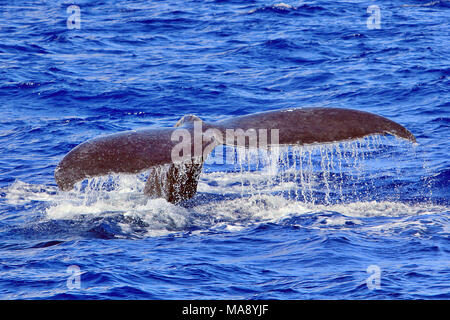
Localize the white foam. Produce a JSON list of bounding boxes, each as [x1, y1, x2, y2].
[[44, 181, 191, 236], [4, 180, 58, 205], [2, 136, 446, 237], [2, 178, 447, 237]]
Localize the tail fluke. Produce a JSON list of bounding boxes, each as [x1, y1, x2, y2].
[[216, 107, 416, 146], [55, 107, 416, 203]]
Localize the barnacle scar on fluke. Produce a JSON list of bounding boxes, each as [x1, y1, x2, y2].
[[55, 107, 416, 204]]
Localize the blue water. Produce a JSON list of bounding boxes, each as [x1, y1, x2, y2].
[[0, 0, 449, 300]]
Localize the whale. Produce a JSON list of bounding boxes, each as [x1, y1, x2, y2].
[[55, 107, 416, 203]]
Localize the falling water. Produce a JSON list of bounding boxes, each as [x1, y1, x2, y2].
[[55, 135, 420, 207], [222, 135, 419, 205]]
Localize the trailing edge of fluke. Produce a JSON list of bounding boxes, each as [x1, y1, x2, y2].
[[55, 107, 416, 203]]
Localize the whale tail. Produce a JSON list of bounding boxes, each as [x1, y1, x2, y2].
[[144, 160, 204, 204], [55, 107, 416, 203]]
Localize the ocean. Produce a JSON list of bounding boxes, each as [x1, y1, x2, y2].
[[0, 0, 449, 299]]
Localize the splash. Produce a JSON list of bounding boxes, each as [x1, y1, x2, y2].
[[2, 135, 445, 238], [207, 135, 419, 205]]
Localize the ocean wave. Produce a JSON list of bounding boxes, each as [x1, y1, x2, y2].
[[248, 3, 325, 15]]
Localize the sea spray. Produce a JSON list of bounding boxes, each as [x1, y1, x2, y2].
[[218, 135, 421, 205], [18, 134, 429, 236], [37, 135, 423, 209]]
